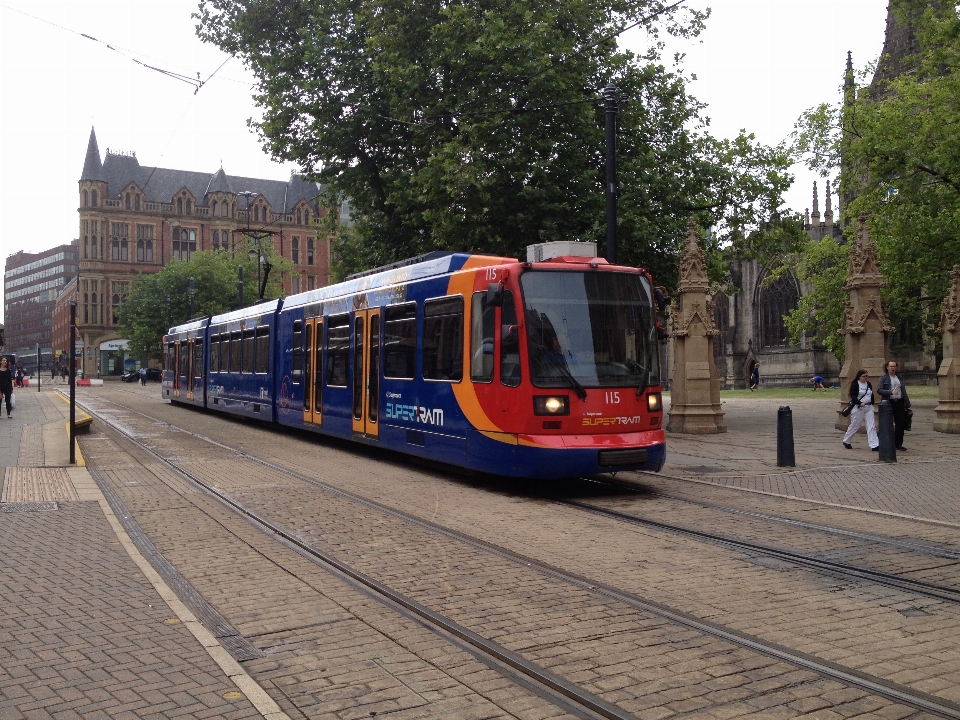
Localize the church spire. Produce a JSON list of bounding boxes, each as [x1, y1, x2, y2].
[[80, 127, 105, 181], [824, 179, 834, 226], [811, 181, 821, 225]]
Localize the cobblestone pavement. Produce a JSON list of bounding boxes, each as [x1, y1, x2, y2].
[[68, 384, 960, 719], [0, 389, 286, 720]]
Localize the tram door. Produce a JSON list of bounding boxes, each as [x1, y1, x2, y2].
[[303, 318, 324, 425], [173, 342, 181, 398], [351, 309, 381, 438], [185, 339, 195, 401]]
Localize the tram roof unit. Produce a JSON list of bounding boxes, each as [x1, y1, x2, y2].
[[282, 251, 512, 311], [208, 299, 282, 327], [167, 316, 211, 335]]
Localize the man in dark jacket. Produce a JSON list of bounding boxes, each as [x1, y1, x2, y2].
[[877, 360, 911, 451]]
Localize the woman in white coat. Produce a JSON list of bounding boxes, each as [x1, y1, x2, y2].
[[843, 369, 878, 451]]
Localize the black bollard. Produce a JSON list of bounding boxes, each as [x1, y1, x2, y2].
[[878, 399, 897, 463], [777, 406, 795, 467]]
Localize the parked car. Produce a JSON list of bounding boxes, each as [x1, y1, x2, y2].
[[120, 371, 139, 383], [145, 367, 162, 382]]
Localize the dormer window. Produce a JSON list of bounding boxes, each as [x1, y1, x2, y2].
[[125, 193, 131, 210], [296, 210, 301, 225], [177, 198, 183, 214], [254, 206, 260, 222], [212, 200, 218, 216], [134, 194, 140, 211], [186, 199, 192, 215]]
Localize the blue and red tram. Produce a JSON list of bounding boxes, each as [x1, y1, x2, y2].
[[163, 247, 666, 478]]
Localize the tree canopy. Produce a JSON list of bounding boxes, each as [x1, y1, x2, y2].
[[791, 0, 960, 355], [196, 0, 793, 290], [117, 241, 292, 360]]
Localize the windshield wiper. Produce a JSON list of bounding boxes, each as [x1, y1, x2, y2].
[[627, 359, 648, 397], [553, 362, 587, 400]]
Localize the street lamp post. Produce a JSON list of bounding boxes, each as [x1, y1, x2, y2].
[[237, 190, 275, 303]]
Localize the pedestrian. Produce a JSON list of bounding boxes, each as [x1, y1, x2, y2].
[[51, 364, 56, 384], [811, 375, 826, 391], [0, 357, 14, 418], [750, 362, 760, 391], [877, 359, 911, 451], [139, 366, 147, 386], [842, 369, 878, 451], [60, 365, 68, 383]]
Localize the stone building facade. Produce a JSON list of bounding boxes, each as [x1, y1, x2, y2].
[[63, 128, 330, 378]]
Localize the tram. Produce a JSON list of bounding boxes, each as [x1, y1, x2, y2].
[[162, 243, 666, 479]]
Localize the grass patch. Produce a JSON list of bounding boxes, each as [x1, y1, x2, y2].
[[664, 385, 940, 400]]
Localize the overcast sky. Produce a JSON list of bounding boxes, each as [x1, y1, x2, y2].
[[0, 0, 888, 321]]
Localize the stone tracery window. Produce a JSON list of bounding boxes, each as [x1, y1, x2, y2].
[[759, 273, 799, 348], [713, 293, 729, 359]]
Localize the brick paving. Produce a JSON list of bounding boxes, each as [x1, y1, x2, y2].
[[71, 385, 960, 719]]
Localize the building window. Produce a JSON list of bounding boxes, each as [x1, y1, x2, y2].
[[759, 274, 799, 348], [91, 190, 97, 207], [174, 229, 197, 261], [291, 276, 300, 294], [212, 201, 218, 217], [291, 237, 299, 264], [83, 190, 88, 207], [212, 231, 220, 250], [253, 206, 259, 222], [307, 238, 314, 265], [307, 275, 315, 290], [296, 210, 301, 225], [177, 198, 183, 214], [83, 292, 89, 324], [186, 199, 192, 215], [125, 193, 131, 210], [134, 194, 140, 211]]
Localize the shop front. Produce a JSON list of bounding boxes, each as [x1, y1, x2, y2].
[[99, 339, 139, 377]]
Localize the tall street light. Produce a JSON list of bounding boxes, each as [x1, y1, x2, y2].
[[238, 190, 274, 302]]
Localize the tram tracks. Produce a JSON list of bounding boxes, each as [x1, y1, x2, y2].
[[76, 391, 960, 719]]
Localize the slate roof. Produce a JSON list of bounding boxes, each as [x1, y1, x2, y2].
[[80, 128, 321, 213]]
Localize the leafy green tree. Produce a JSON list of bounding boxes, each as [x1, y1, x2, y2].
[[792, 0, 960, 354], [197, 0, 793, 291], [117, 239, 294, 360]]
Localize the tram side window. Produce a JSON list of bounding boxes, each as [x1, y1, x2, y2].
[[194, 341, 203, 380], [178, 344, 189, 379], [218, 335, 228, 373], [383, 303, 417, 379], [470, 292, 495, 383], [292, 321, 302, 384], [422, 296, 463, 382], [230, 332, 241, 373], [242, 330, 255, 374], [500, 291, 521, 387], [165, 343, 175, 372], [255, 327, 270, 374], [209, 335, 219, 373], [326, 314, 350, 387]]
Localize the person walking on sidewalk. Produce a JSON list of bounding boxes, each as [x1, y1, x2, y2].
[[843, 369, 878, 451], [877, 359, 911, 451], [0, 357, 14, 418], [750, 363, 760, 391]]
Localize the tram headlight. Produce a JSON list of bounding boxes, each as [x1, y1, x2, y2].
[[534, 395, 570, 415], [647, 392, 662, 412]]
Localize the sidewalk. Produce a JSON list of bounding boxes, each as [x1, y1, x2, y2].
[[0, 390, 287, 720], [652, 393, 960, 524]]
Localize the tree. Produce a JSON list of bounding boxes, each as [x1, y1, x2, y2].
[[791, 0, 960, 354], [117, 240, 294, 360], [196, 0, 793, 291]]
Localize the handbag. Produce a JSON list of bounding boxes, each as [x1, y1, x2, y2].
[[904, 408, 914, 432], [9, 392, 15, 409], [840, 400, 855, 417]]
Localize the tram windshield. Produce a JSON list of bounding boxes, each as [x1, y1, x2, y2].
[[521, 271, 660, 390]]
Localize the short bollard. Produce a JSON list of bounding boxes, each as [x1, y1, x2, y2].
[[878, 399, 897, 463], [777, 406, 795, 467]]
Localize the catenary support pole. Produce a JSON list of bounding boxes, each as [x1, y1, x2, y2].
[[604, 84, 618, 265], [878, 399, 896, 462], [777, 405, 795, 467], [69, 302, 76, 465], [37, 344, 40, 393]]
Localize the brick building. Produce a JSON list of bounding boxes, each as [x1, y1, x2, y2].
[[62, 128, 329, 378], [3, 243, 80, 374]]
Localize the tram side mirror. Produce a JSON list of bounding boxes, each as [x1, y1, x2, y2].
[[656, 321, 669, 340], [654, 286, 669, 315], [487, 282, 504, 308]]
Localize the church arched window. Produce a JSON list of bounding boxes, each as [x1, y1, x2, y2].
[[713, 293, 729, 359], [759, 273, 799, 348]]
